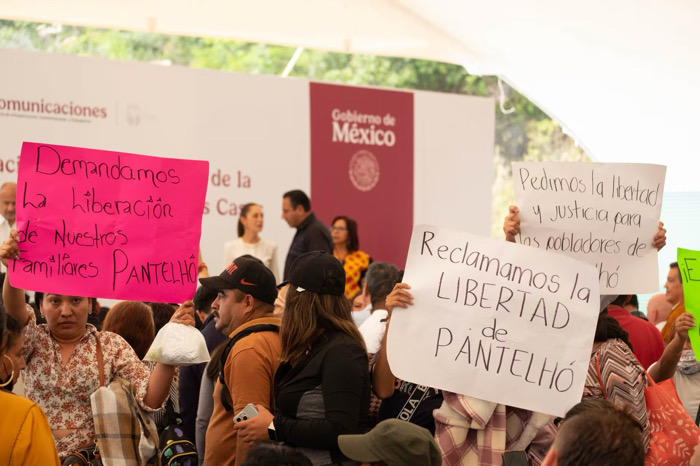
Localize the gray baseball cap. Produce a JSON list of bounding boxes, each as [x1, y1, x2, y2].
[[338, 419, 442, 466]]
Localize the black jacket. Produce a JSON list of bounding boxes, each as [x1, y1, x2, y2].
[[272, 331, 369, 465], [284, 212, 333, 280]]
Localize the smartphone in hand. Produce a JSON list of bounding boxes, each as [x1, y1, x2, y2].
[[233, 403, 259, 423]]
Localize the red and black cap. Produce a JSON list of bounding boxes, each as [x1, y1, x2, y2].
[[199, 255, 278, 305]]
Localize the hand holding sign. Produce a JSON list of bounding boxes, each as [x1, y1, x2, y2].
[[503, 205, 520, 242], [0, 230, 20, 266], [652, 222, 667, 250], [385, 283, 413, 316]]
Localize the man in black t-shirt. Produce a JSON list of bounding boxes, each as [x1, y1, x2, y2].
[[281, 190, 332, 280]]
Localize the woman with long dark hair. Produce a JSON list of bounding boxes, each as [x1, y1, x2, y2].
[[223, 203, 279, 282], [235, 251, 370, 465]]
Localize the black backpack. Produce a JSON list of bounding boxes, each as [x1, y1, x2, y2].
[[159, 398, 198, 466]]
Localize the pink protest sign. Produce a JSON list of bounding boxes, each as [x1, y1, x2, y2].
[[10, 142, 209, 302]]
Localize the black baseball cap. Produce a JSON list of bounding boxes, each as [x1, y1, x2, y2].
[[199, 255, 278, 305], [285, 251, 345, 296]]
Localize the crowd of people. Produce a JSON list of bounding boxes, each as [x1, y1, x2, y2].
[[1, 184, 700, 466]]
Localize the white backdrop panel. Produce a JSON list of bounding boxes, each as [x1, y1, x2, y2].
[[0, 48, 493, 304]]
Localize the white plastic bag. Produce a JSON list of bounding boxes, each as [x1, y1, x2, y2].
[[144, 322, 210, 366]]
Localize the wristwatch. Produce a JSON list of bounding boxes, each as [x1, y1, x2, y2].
[[267, 419, 276, 441]]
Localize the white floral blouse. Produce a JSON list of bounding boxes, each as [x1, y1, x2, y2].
[[20, 305, 154, 458]]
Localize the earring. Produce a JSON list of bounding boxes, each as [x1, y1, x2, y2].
[[0, 355, 15, 388]]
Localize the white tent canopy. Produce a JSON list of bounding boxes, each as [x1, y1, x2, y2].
[[2, 0, 699, 191]]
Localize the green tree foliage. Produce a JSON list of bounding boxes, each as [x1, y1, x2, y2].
[[0, 20, 588, 235]]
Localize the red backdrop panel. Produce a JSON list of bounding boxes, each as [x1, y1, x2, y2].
[[310, 82, 414, 268]]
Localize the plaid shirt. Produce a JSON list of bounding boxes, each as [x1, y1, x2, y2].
[[434, 392, 554, 465]]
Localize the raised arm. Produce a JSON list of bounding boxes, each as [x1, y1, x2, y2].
[[373, 283, 413, 399], [648, 312, 694, 383], [143, 301, 195, 409], [0, 230, 29, 326]]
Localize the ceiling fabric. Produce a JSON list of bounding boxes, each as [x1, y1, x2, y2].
[[2, 0, 698, 190]]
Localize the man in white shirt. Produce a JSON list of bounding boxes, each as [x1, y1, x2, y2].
[[0, 182, 16, 273]]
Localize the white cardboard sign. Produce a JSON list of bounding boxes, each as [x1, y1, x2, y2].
[[388, 225, 599, 417], [512, 162, 666, 294]]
